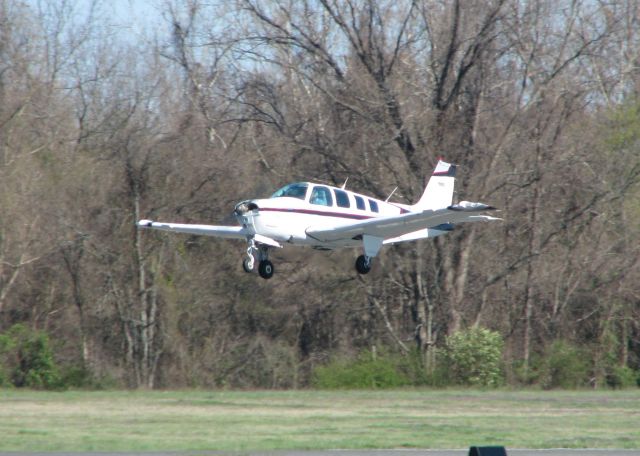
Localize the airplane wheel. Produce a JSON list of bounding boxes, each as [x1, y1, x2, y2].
[[242, 257, 254, 273], [355, 255, 371, 274], [258, 260, 274, 279]]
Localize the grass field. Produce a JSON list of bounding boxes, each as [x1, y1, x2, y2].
[[0, 389, 639, 451]]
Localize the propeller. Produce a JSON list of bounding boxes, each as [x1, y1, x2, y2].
[[234, 200, 259, 216], [220, 211, 238, 225]]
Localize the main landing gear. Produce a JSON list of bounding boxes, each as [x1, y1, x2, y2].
[[355, 235, 382, 275], [243, 238, 274, 279], [258, 260, 274, 279], [355, 255, 372, 274], [243, 235, 382, 279]]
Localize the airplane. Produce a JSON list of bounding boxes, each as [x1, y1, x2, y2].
[[138, 160, 500, 279]]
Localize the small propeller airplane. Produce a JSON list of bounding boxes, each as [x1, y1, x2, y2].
[[138, 160, 500, 279]]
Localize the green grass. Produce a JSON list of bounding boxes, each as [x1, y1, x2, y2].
[[0, 389, 639, 451]]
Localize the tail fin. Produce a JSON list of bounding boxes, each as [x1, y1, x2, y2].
[[412, 160, 456, 211]]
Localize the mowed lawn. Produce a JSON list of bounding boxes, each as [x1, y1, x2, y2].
[[0, 389, 638, 451]]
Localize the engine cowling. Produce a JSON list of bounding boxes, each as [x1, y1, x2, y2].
[[234, 200, 259, 216]]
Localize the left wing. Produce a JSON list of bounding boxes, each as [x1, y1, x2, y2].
[[305, 202, 500, 243]]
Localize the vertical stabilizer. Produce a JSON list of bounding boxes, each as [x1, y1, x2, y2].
[[412, 160, 456, 211]]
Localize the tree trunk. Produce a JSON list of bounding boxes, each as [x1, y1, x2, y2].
[[523, 137, 543, 372]]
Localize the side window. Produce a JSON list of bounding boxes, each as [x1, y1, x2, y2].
[[368, 199, 379, 213], [270, 183, 308, 200], [310, 186, 333, 207], [334, 189, 350, 208], [355, 195, 365, 210]]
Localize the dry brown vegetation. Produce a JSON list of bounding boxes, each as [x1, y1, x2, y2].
[[1, 0, 640, 388]]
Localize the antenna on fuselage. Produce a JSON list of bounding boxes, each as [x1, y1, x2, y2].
[[385, 186, 398, 202], [341, 177, 349, 190]]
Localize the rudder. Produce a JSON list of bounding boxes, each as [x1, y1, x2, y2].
[[412, 159, 456, 211]]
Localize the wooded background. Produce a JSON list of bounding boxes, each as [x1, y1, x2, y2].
[[1, 0, 640, 389]]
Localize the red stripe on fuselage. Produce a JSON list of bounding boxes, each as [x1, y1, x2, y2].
[[259, 207, 375, 220]]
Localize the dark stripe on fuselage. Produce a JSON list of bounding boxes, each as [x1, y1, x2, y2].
[[259, 207, 377, 220]]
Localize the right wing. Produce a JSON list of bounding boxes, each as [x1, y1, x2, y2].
[[137, 220, 247, 239], [137, 220, 282, 248]]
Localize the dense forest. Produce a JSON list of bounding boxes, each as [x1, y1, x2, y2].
[[1, 0, 640, 389]]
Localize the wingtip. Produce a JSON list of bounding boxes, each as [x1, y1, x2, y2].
[[138, 219, 153, 227]]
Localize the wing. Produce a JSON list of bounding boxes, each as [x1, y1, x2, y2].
[[305, 202, 500, 243], [138, 219, 248, 239], [137, 220, 283, 248]]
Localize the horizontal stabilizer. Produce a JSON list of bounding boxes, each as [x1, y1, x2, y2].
[[306, 201, 499, 243]]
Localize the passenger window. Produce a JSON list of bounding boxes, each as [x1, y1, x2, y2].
[[355, 195, 365, 210], [334, 189, 350, 208], [368, 199, 379, 213], [310, 186, 333, 207]]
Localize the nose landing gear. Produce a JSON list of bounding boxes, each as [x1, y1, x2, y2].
[[242, 238, 275, 279], [242, 256, 254, 273], [243, 239, 256, 272]]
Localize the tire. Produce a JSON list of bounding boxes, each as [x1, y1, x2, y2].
[[355, 255, 371, 274], [242, 257, 254, 273], [258, 260, 274, 279]]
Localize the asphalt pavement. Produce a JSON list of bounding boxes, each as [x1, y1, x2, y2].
[[2, 450, 640, 456]]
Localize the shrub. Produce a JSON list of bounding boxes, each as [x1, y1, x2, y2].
[[0, 324, 62, 389], [0, 364, 10, 387], [312, 350, 410, 389], [60, 365, 93, 388], [514, 340, 596, 389], [444, 327, 504, 387], [540, 340, 591, 389], [606, 366, 639, 389], [57, 365, 117, 390]]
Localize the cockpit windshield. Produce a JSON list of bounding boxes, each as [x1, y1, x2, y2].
[[270, 183, 308, 200]]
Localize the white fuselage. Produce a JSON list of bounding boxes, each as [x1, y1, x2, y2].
[[236, 182, 408, 249], [137, 159, 497, 279]]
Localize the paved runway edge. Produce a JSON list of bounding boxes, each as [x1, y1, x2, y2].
[[2, 449, 640, 456]]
